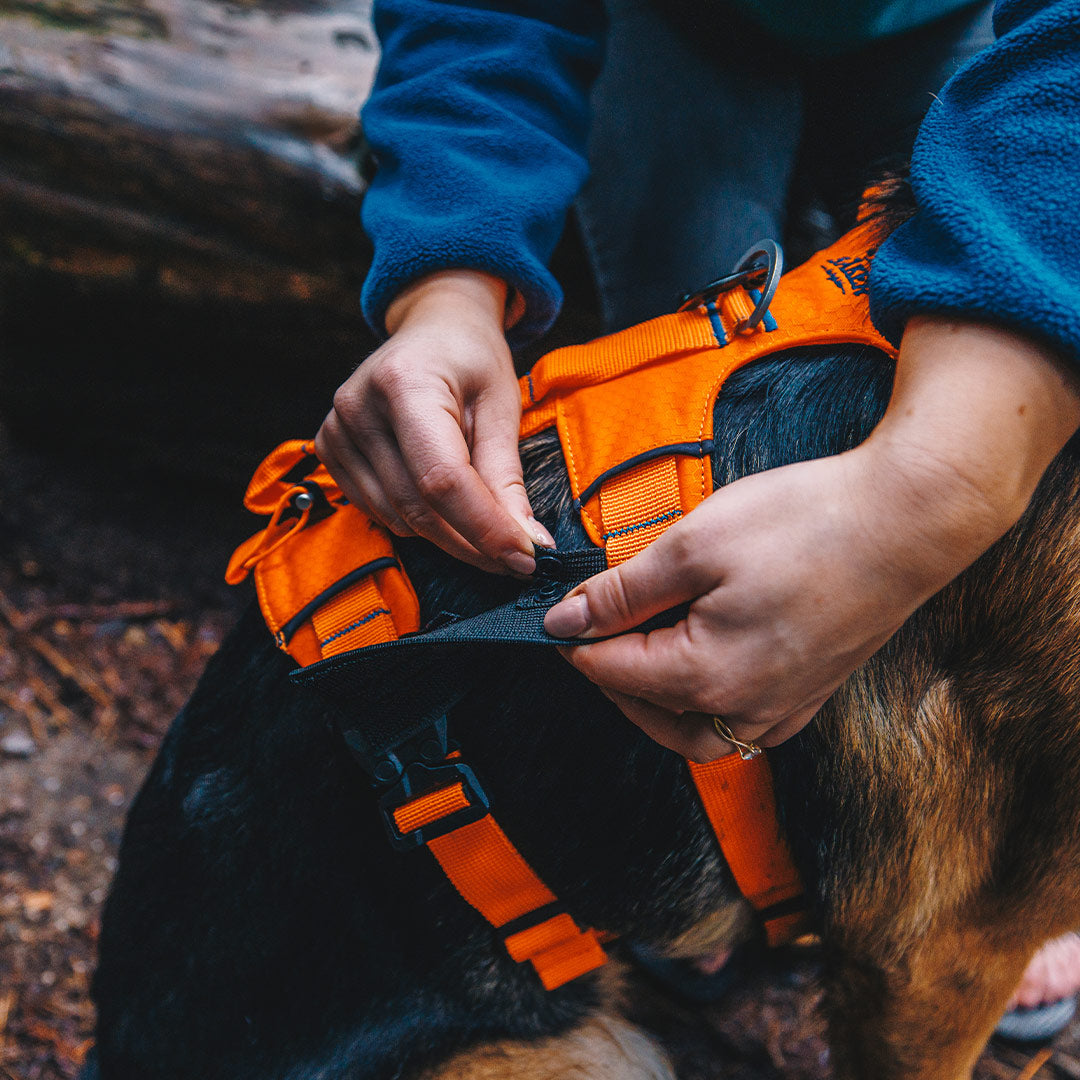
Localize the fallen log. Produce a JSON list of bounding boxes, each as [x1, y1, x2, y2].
[[0, 0, 380, 481], [0, 0, 599, 483]]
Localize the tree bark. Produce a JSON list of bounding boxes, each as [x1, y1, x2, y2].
[[0, 0, 599, 483], [0, 0, 380, 480]]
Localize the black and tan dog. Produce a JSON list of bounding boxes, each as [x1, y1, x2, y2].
[[87, 194, 1080, 1080]]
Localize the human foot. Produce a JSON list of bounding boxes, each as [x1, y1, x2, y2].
[[1009, 932, 1080, 1010], [996, 932, 1080, 1042]]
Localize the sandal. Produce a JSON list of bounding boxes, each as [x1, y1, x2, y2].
[[996, 996, 1077, 1042]]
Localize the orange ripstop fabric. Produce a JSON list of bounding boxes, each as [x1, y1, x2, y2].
[[224, 442, 420, 667], [240, 440, 330, 515], [253, 503, 419, 666], [518, 223, 898, 548]]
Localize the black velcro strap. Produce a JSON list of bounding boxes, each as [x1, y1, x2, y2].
[[291, 545, 686, 773]]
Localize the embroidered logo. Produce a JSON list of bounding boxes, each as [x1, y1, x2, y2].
[[822, 248, 876, 295]]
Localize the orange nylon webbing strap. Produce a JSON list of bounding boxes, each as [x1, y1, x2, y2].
[[386, 759, 607, 988], [687, 755, 808, 946], [592, 444, 810, 942], [228, 445, 605, 990], [403, 794, 606, 989], [600, 456, 684, 565], [310, 575, 398, 658]]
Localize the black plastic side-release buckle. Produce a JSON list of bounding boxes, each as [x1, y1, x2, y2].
[[342, 716, 490, 851]]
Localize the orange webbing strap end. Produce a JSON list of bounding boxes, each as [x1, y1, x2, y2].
[[687, 755, 809, 945], [390, 770, 607, 990], [520, 309, 720, 413]]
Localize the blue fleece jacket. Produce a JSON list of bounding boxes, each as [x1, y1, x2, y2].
[[870, 0, 1080, 359], [360, 0, 604, 345], [360, 0, 1080, 365]]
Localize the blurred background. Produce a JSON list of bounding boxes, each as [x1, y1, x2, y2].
[[0, 2, 1075, 1077]]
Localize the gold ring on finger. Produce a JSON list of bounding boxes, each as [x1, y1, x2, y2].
[[712, 716, 762, 761]]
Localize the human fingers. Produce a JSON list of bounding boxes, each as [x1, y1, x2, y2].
[[753, 701, 826, 747], [315, 414, 415, 537], [562, 624, 813, 737], [559, 623, 715, 714], [319, 407, 508, 572], [600, 684, 823, 759], [386, 390, 539, 572], [357, 418, 516, 574], [470, 383, 555, 549], [544, 517, 719, 640], [599, 689, 738, 761]]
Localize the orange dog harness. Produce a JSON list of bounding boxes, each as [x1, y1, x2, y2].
[[228, 218, 897, 990]]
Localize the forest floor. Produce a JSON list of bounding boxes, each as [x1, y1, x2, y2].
[[0, 433, 1077, 1080]]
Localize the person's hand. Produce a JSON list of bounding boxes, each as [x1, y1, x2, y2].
[[545, 446, 967, 760], [544, 317, 1080, 760], [316, 270, 553, 575]]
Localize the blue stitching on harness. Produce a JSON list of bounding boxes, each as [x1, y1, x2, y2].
[[526, 371, 536, 404], [705, 300, 728, 348], [320, 608, 391, 646], [746, 289, 778, 332], [602, 508, 682, 540]]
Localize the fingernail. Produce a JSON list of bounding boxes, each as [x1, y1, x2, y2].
[[544, 594, 591, 638], [504, 550, 536, 576], [528, 516, 556, 549]]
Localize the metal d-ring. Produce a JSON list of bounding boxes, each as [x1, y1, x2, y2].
[[677, 238, 783, 332], [731, 239, 783, 332]]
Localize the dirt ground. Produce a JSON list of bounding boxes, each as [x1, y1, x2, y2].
[[0, 434, 1078, 1080]]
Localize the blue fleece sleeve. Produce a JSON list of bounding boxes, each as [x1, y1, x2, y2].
[[870, 0, 1080, 364], [359, 0, 604, 347]]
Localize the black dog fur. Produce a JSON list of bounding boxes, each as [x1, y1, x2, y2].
[[87, 207, 1080, 1077]]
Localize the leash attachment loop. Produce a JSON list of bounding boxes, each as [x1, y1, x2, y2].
[[677, 238, 783, 334]]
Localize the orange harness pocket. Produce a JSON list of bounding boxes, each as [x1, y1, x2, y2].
[[225, 440, 420, 666]]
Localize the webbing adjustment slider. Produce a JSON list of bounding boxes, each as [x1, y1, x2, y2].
[[340, 716, 491, 851], [379, 760, 490, 851]]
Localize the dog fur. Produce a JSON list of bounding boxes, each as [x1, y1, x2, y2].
[[87, 198, 1080, 1080]]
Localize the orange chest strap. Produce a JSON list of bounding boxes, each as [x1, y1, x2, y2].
[[519, 222, 898, 947]]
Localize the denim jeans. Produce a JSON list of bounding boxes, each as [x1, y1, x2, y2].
[[577, 0, 995, 331]]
